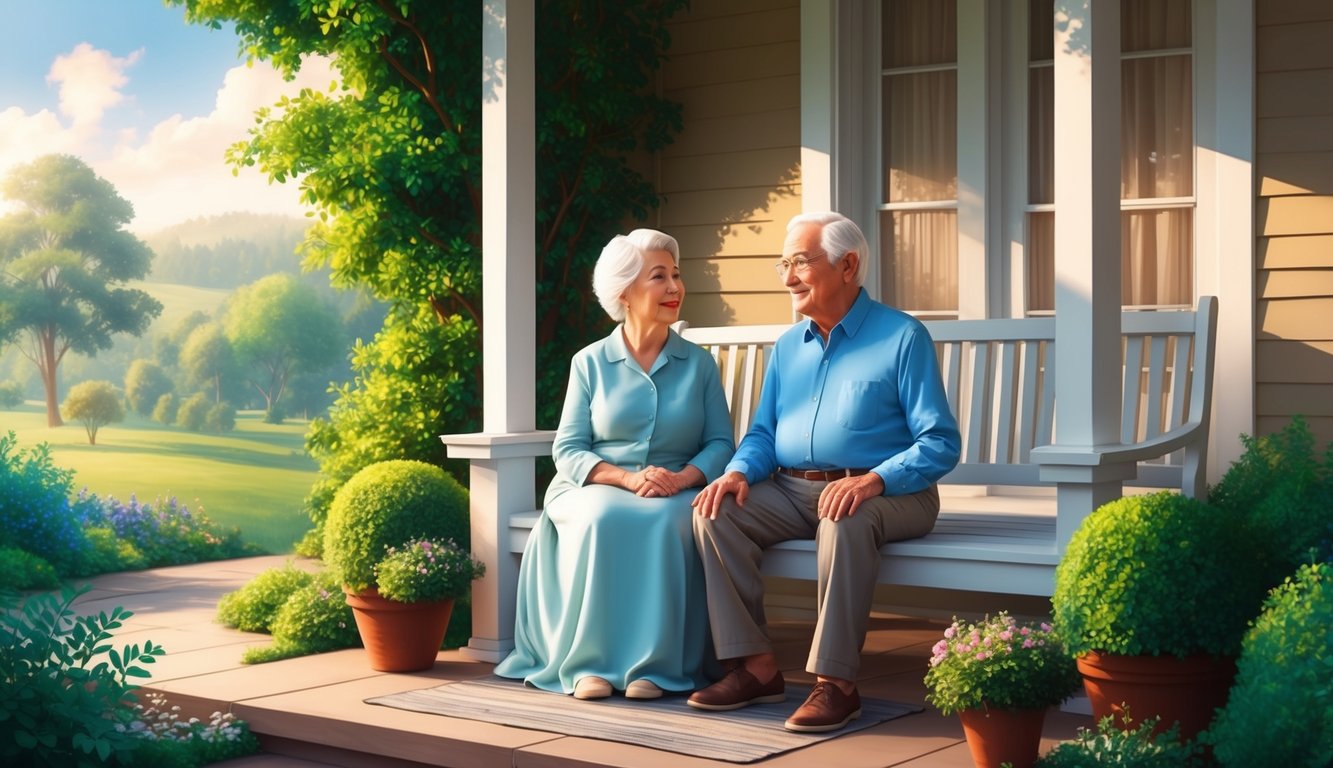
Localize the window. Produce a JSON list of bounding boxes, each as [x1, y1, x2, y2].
[[876, 0, 1196, 316]]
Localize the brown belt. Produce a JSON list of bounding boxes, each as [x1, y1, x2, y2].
[[776, 466, 871, 482]]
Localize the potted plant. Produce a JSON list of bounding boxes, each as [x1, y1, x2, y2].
[[323, 459, 477, 672], [925, 612, 1082, 768], [1052, 491, 1267, 740]]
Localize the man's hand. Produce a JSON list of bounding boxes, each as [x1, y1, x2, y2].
[[692, 471, 750, 519], [817, 472, 885, 521]]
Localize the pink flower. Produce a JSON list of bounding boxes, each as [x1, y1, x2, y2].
[[419, 540, 433, 552], [944, 625, 957, 639], [976, 651, 988, 660]]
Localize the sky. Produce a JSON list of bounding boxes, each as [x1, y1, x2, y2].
[[0, 0, 337, 233]]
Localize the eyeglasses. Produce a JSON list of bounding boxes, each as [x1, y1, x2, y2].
[[773, 256, 820, 276]]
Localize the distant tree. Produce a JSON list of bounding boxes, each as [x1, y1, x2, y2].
[[176, 392, 211, 431], [223, 274, 341, 420], [152, 392, 177, 424], [0, 155, 163, 426], [0, 380, 23, 409], [62, 380, 124, 445], [124, 359, 173, 416], [179, 323, 236, 404], [153, 310, 211, 368], [205, 401, 237, 432]]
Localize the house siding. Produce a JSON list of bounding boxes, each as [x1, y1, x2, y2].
[[1256, 1, 1333, 446], [659, 0, 801, 327]]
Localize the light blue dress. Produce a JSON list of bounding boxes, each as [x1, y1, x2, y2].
[[494, 327, 734, 694]]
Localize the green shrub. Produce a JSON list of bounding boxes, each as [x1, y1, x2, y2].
[[1207, 561, 1333, 767], [1035, 715, 1200, 767], [76, 526, 147, 576], [151, 393, 177, 424], [78, 493, 254, 568], [1053, 492, 1266, 658], [175, 393, 211, 431], [1209, 416, 1332, 589], [204, 401, 236, 432], [242, 573, 361, 664], [217, 564, 316, 633], [322, 460, 469, 592], [123, 359, 173, 417], [0, 546, 60, 591], [0, 586, 165, 767], [0, 380, 23, 409]]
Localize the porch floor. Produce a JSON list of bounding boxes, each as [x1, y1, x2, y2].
[[75, 556, 1091, 767]]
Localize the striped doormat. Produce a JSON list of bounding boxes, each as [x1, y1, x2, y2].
[[367, 676, 922, 763]]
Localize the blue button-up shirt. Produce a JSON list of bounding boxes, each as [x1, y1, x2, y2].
[[726, 289, 961, 495]]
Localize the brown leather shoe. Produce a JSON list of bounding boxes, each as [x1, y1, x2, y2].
[[687, 667, 786, 711], [783, 681, 862, 732]]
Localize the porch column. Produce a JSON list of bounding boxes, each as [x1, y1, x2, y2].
[[441, 0, 551, 663], [1032, 0, 1134, 547]]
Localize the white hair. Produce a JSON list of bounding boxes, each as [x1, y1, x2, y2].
[[787, 211, 870, 286], [592, 228, 680, 322]]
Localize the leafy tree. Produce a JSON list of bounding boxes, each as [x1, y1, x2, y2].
[[124, 359, 174, 415], [176, 392, 211, 431], [171, 0, 686, 526], [153, 309, 211, 369], [152, 392, 177, 424], [0, 155, 162, 427], [61, 380, 125, 445], [222, 274, 342, 419], [179, 322, 237, 404]]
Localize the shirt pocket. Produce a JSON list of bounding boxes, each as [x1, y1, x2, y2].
[[836, 380, 888, 431]]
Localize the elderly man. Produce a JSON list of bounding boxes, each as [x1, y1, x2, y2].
[[688, 211, 961, 732]]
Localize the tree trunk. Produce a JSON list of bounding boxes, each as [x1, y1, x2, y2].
[[40, 331, 63, 427]]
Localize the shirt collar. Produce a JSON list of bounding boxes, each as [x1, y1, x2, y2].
[[603, 325, 690, 367], [801, 288, 872, 342]]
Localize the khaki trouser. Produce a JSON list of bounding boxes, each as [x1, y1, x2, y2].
[[693, 473, 940, 681]]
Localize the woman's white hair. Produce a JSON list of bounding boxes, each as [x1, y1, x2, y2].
[[592, 228, 680, 322], [787, 211, 870, 286]]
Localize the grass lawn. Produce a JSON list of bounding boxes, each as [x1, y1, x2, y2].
[[3, 403, 317, 554]]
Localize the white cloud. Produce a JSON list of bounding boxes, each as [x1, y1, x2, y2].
[[47, 43, 142, 132], [1, 44, 339, 233], [103, 56, 339, 233]]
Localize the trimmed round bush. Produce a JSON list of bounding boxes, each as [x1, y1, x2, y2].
[[152, 393, 177, 424], [1208, 561, 1333, 767], [175, 393, 211, 431], [322, 460, 469, 593], [217, 564, 317, 633], [205, 401, 236, 432], [0, 546, 60, 591], [1054, 491, 1266, 658]]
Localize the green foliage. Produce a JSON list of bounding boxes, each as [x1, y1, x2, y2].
[[375, 537, 483, 603], [77, 527, 147, 576], [0, 432, 88, 575], [178, 323, 236, 405], [61, 380, 125, 445], [216, 563, 317, 633], [322, 460, 469, 592], [0, 545, 60, 591], [1053, 492, 1266, 658], [1034, 715, 1200, 767], [77, 492, 255, 568], [204, 401, 237, 432], [0, 586, 165, 767], [175, 392, 211, 431], [123, 359, 173, 416], [1206, 561, 1333, 767], [242, 573, 361, 664], [151, 392, 177, 424], [1208, 416, 1332, 589], [924, 613, 1081, 716], [169, 0, 685, 526], [222, 274, 342, 415], [0, 154, 162, 427], [0, 380, 23, 409]]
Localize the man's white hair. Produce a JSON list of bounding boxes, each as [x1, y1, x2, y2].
[[787, 211, 869, 286]]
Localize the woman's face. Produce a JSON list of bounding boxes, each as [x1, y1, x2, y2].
[[622, 249, 682, 328]]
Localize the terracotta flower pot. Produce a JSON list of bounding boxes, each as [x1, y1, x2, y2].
[[1076, 651, 1237, 740], [957, 706, 1047, 768], [343, 587, 455, 672]]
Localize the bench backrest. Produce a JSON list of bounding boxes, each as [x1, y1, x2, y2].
[[679, 301, 1216, 490]]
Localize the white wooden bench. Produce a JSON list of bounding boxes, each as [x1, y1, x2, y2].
[[443, 297, 1217, 657]]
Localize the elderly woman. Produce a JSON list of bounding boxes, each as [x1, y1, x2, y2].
[[494, 229, 734, 700]]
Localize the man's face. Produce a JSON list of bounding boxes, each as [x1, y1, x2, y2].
[[781, 222, 851, 319]]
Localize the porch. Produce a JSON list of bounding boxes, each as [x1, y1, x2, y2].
[[85, 555, 1090, 767]]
